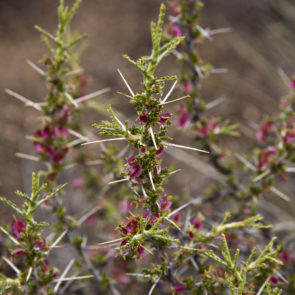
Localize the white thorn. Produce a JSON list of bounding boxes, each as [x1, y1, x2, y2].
[[108, 178, 128, 185], [117, 69, 135, 97], [253, 169, 270, 183], [68, 129, 89, 142], [234, 153, 256, 170], [64, 68, 83, 77], [164, 142, 209, 154], [167, 197, 203, 218], [26, 267, 33, 281], [50, 230, 68, 249], [210, 68, 228, 74], [81, 137, 126, 146], [206, 96, 226, 109], [159, 95, 189, 106], [85, 159, 103, 166], [75, 88, 110, 104], [125, 273, 151, 278], [15, 153, 40, 162], [286, 167, 295, 173], [162, 80, 177, 104], [54, 258, 75, 292], [0, 226, 20, 245], [5, 89, 42, 111], [164, 217, 182, 232], [148, 171, 156, 191], [257, 276, 271, 295], [141, 185, 147, 197], [95, 238, 124, 247], [77, 205, 102, 226], [270, 186, 290, 202], [210, 27, 232, 35], [53, 274, 94, 283], [64, 92, 79, 107], [26, 59, 45, 76], [113, 113, 126, 131], [149, 127, 158, 150], [3, 257, 20, 274], [67, 138, 84, 148], [148, 278, 160, 295]]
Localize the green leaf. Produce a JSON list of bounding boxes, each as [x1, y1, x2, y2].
[[0, 196, 23, 216]]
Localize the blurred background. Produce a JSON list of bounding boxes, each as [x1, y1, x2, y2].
[[1, 0, 295, 222]]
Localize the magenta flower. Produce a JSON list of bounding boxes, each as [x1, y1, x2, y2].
[[53, 125, 68, 137], [125, 156, 143, 180], [160, 196, 172, 212], [137, 246, 144, 259], [72, 177, 84, 188], [280, 250, 292, 264], [269, 276, 279, 286], [256, 120, 273, 143], [12, 219, 26, 239], [192, 217, 203, 229], [159, 113, 172, 125], [196, 120, 220, 138], [121, 219, 138, 234], [12, 248, 24, 257], [257, 145, 277, 171], [290, 79, 295, 90], [36, 238, 48, 251], [181, 80, 193, 94], [170, 1, 181, 15], [140, 147, 147, 154], [282, 126, 295, 143], [172, 213, 181, 222], [173, 284, 185, 292], [171, 24, 182, 37], [80, 74, 92, 88], [35, 143, 43, 153], [139, 110, 148, 124], [177, 105, 190, 128], [156, 146, 165, 157]]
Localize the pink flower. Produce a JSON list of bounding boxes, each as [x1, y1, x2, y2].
[[12, 220, 26, 239], [192, 217, 203, 229], [280, 250, 292, 264], [12, 248, 24, 257], [36, 238, 48, 251], [35, 143, 43, 153], [170, 1, 181, 15], [269, 276, 279, 286], [282, 126, 295, 143], [172, 213, 180, 222], [140, 147, 147, 154], [257, 146, 277, 171], [156, 146, 165, 157], [121, 219, 138, 234], [72, 177, 84, 188], [196, 120, 220, 138], [173, 284, 185, 292], [171, 24, 182, 37], [177, 105, 190, 128], [290, 79, 295, 90], [256, 120, 273, 143], [125, 156, 143, 180], [159, 113, 172, 125], [139, 110, 148, 124], [181, 81, 194, 94], [160, 197, 172, 212], [80, 74, 92, 88], [53, 125, 68, 138]]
